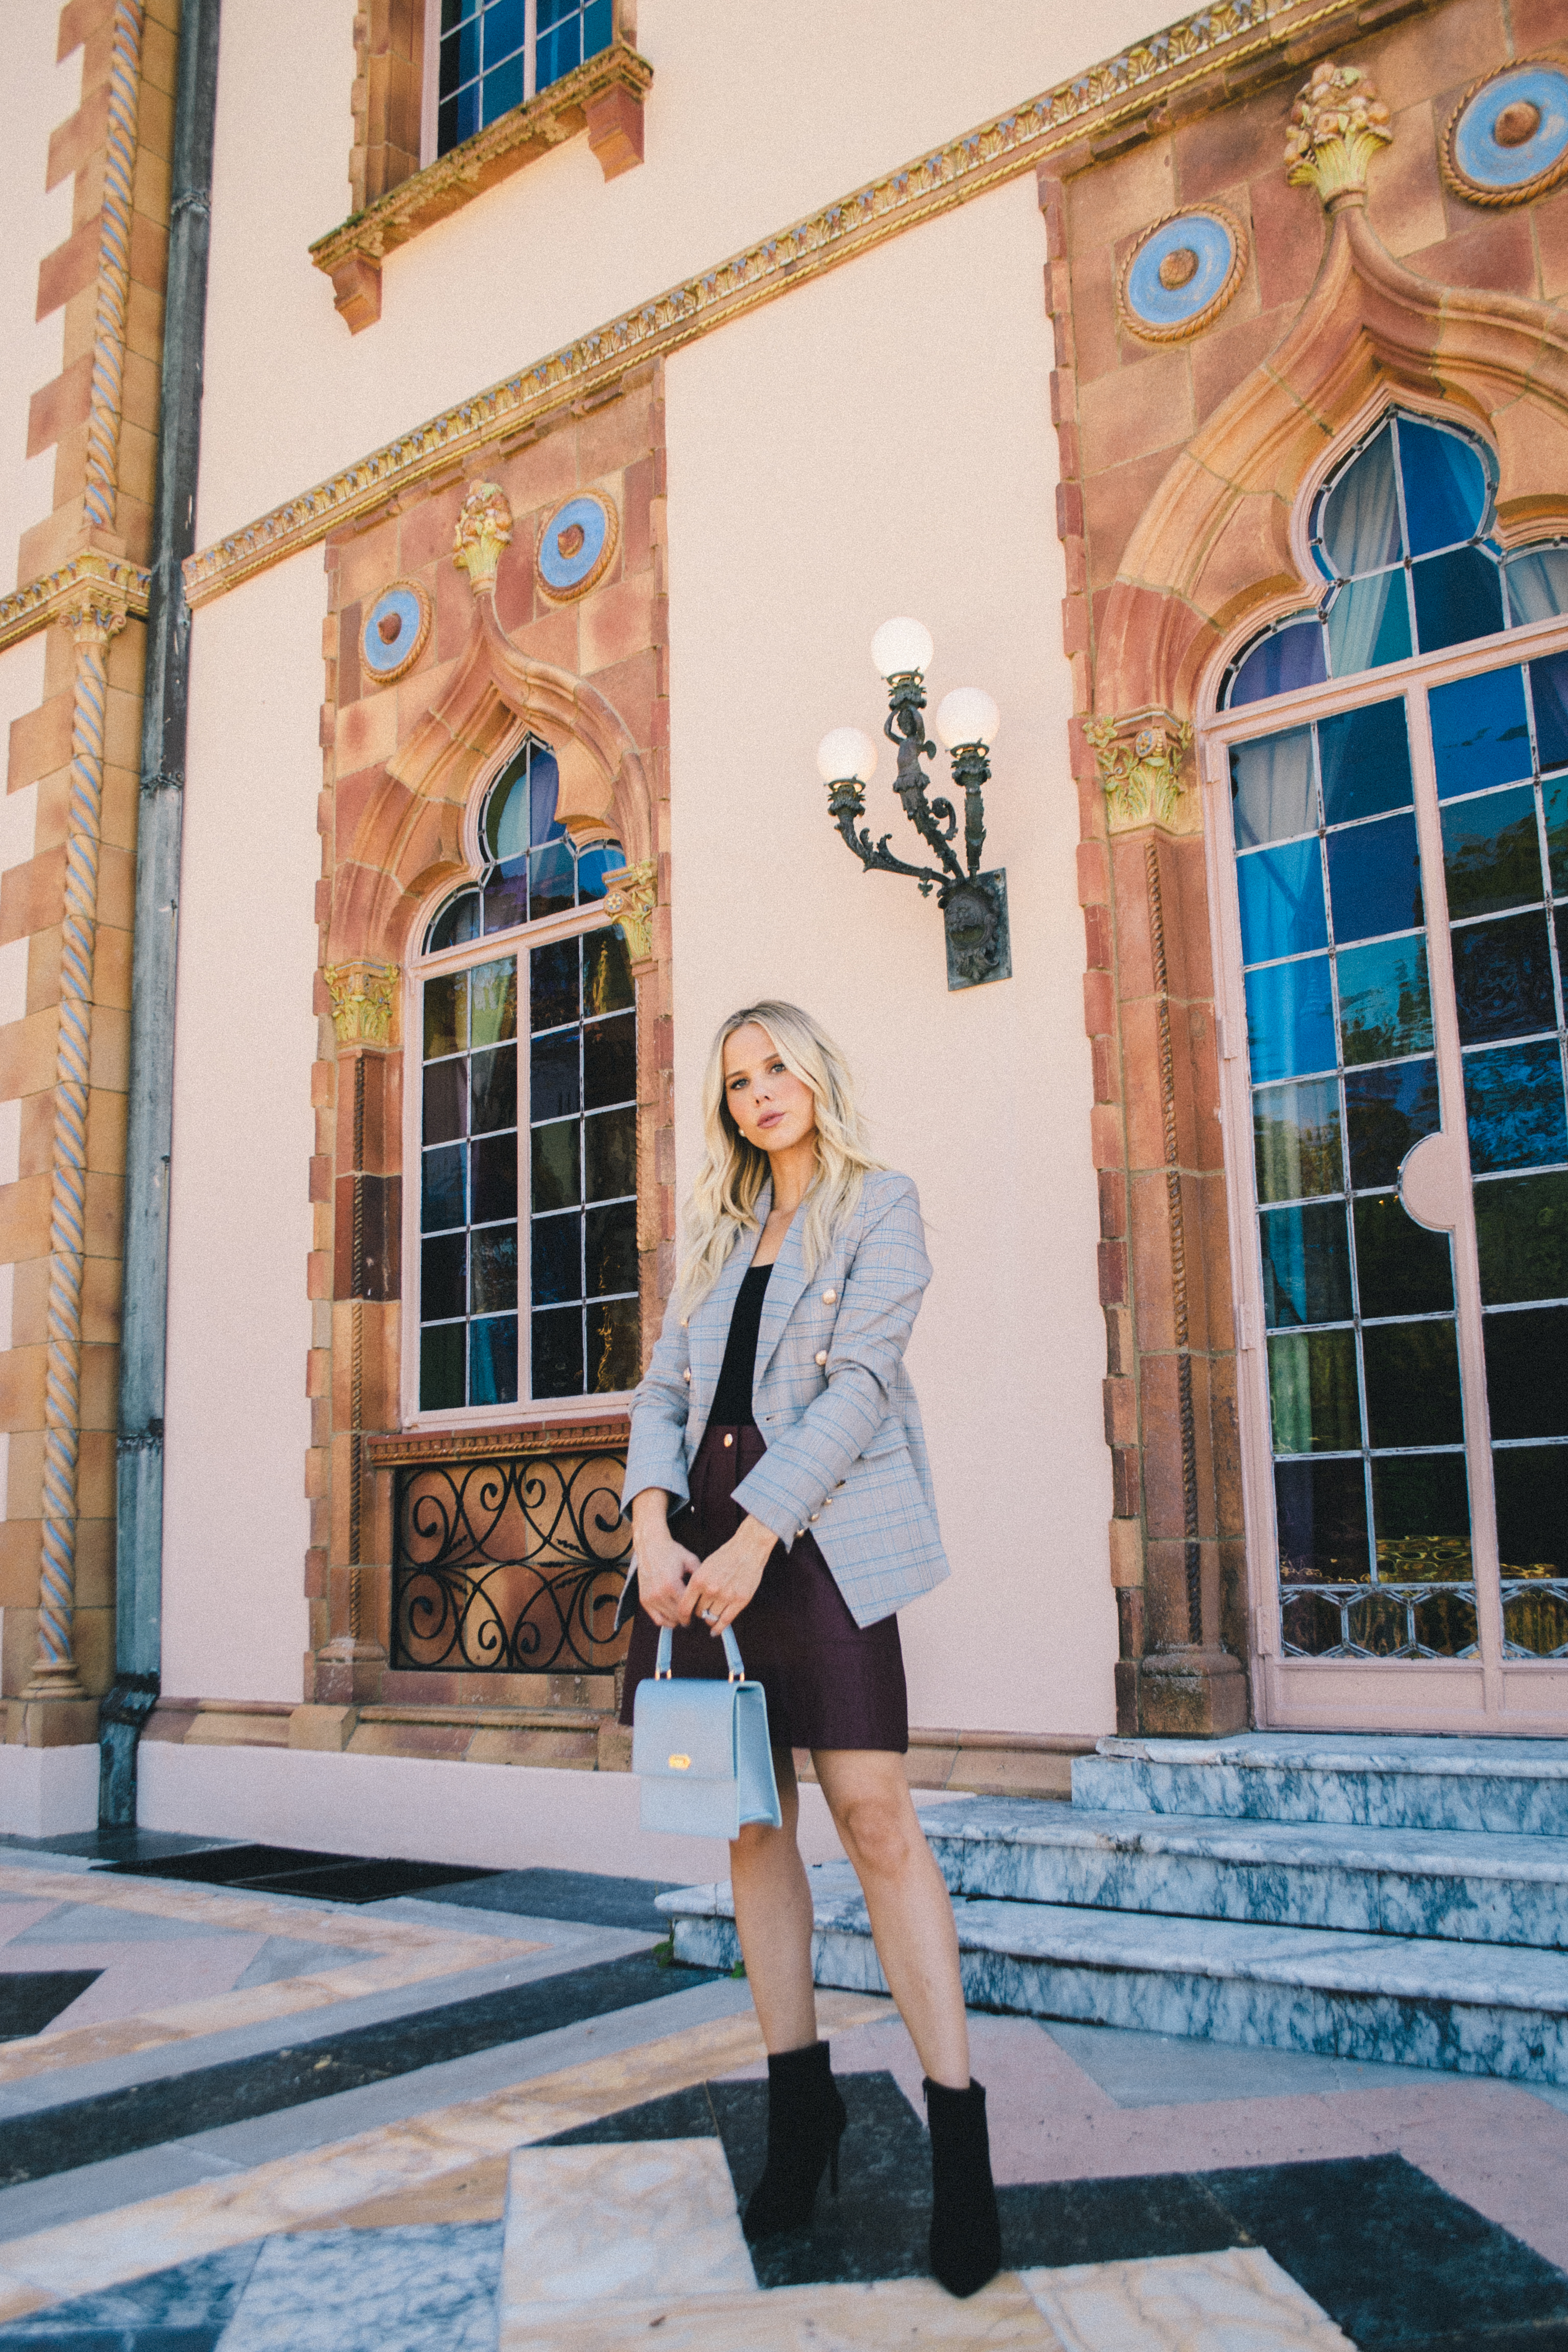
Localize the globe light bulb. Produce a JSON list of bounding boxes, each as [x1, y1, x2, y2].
[[816, 726, 879, 786], [870, 616, 934, 682], [935, 687, 1000, 753]]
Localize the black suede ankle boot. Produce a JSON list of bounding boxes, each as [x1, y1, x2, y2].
[[742, 2040, 848, 2242], [925, 2076, 1002, 2297]]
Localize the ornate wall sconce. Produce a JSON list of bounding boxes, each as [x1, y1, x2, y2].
[[816, 618, 1011, 990]]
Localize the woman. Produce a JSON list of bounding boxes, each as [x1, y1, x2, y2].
[[619, 1000, 1001, 2301]]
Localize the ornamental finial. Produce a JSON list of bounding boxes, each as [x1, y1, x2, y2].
[[1284, 60, 1393, 205], [452, 481, 513, 594]]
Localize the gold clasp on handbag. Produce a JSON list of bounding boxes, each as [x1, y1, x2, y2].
[[668, 1753, 691, 1770]]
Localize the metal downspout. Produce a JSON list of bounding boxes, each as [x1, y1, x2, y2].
[[99, 0, 221, 1828]]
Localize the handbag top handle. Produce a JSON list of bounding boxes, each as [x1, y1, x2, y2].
[[655, 1623, 746, 1683]]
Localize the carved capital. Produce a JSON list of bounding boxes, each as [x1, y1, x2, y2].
[[326, 958, 399, 1046], [1086, 710, 1197, 836], [63, 591, 130, 650], [602, 858, 657, 964], [452, 481, 513, 595], [1285, 61, 1393, 206]]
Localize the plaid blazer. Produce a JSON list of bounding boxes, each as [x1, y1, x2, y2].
[[622, 1169, 949, 1628]]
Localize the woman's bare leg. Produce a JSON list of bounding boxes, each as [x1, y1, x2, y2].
[[728, 1746, 819, 2053], [813, 1749, 970, 2089]]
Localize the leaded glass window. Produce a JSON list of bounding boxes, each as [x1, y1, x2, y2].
[[434, 0, 612, 155], [415, 738, 638, 1413], [1219, 413, 1568, 1672]]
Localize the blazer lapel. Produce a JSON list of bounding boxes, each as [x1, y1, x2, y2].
[[752, 1200, 811, 1388]]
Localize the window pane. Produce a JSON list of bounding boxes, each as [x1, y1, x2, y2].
[[482, 861, 529, 937], [1530, 647, 1568, 773], [584, 925, 635, 1015], [469, 957, 518, 1047], [587, 1296, 639, 1394], [1450, 911, 1557, 1045], [470, 1134, 517, 1225], [1547, 775, 1568, 893], [1327, 570, 1411, 676], [586, 1105, 637, 1202], [1268, 1330, 1360, 1453], [532, 1119, 581, 1211], [485, 762, 530, 864], [1259, 1202, 1352, 1328], [1346, 1587, 1414, 1656], [1318, 700, 1411, 825], [1244, 955, 1336, 1082], [577, 842, 627, 901], [1411, 1588, 1478, 1655], [1275, 1459, 1369, 1581], [1464, 1039, 1568, 1172], [585, 1199, 638, 1297], [482, 0, 524, 65], [1362, 1322, 1463, 1448], [1441, 785, 1544, 918], [1412, 545, 1505, 654], [470, 1043, 517, 1134], [420, 1324, 465, 1412], [1336, 937, 1432, 1065], [424, 970, 467, 1060], [1254, 1078, 1343, 1203], [1495, 1447, 1567, 1575], [532, 1030, 580, 1120], [531, 937, 580, 1032], [1396, 417, 1489, 556], [471, 1227, 518, 1314], [422, 1232, 467, 1321], [1326, 812, 1423, 945], [1484, 1306, 1568, 1438], [1238, 839, 1326, 965], [1430, 665, 1532, 799], [1502, 1579, 1568, 1655], [1353, 1194, 1454, 1318], [529, 747, 564, 846], [480, 51, 524, 124], [1230, 728, 1315, 848], [1505, 546, 1568, 625], [584, 1010, 636, 1108], [1343, 1059, 1441, 1190], [422, 1143, 465, 1233], [1282, 1589, 1349, 1652], [532, 1211, 581, 1305], [533, 1305, 584, 1398], [469, 1313, 518, 1406], [427, 889, 480, 952], [1371, 1453, 1472, 1579], [423, 1059, 467, 1145], [1475, 1171, 1568, 1305], [530, 840, 576, 922], [1229, 623, 1327, 709], [1319, 424, 1402, 577]]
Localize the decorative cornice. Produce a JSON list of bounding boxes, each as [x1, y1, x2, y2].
[[325, 958, 399, 1046], [0, 550, 150, 656], [451, 481, 513, 595], [366, 1417, 630, 1466], [602, 857, 656, 964], [1284, 59, 1392, 204], [1086, 712, 1197, 834], [310, 43, 655, 330], [180, 0, 1363, 611]]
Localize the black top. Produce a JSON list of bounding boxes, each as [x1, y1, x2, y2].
[[707, 1261, 774, 1427]]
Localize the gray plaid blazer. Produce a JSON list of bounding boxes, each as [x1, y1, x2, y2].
[[622, 1169, 949, 1627]]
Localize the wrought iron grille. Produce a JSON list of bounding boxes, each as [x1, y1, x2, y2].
[[392, 1446, 632, 1674]]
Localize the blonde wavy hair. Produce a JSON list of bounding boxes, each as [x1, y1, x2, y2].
[[678, 1001, 884, 1312]]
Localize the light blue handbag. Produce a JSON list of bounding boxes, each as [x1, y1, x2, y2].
[[632, 1624, 783, 1839]]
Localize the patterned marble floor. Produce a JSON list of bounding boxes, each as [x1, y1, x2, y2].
[[0, 1837, 1564, 2351]]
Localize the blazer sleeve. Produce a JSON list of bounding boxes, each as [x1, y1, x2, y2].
[[731, 1174, 930, 1545], [621, 1285, 692, 1520]]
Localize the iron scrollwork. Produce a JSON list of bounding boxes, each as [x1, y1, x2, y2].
[[393, 1448, 632, 1675]]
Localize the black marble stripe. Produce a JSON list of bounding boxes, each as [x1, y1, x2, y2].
[[0, 1973, 101, 2043], [106, 1844, 495, 1906], [0, 1953, 717, 2190]]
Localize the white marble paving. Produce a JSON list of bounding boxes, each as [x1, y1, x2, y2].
[[219, 2222, 502, 2352], [1079, 1735, 1568, 1836], [500, 2140, 754, 2338], [1021, 2248, 1355, 2351]]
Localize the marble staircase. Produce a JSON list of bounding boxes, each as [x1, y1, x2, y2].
[[658, 1732, 1568, 2086]]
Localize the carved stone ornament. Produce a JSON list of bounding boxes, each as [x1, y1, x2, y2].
[[452, 482, 513, 595], [601, 857, 656, 963], [1085, 712, 1197, 835], [1284, 61, 1393, 205], [1117, 207, 1248, 344], [326, 958, 399, 1046], [1441, 60, 1568, 208]]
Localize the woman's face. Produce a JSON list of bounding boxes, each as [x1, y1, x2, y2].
[[722, 1023, 818, 1157]]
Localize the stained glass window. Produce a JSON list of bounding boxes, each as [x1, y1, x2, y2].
[[1224, 414, 1568, 709], [417, 740, 638, 1413], [435, 0, 612, 155]]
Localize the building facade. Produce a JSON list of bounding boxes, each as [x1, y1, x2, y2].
[[2, 0, 1565, 1861]]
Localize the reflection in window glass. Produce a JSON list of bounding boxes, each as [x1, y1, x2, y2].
[[436, 0, 612, 153]]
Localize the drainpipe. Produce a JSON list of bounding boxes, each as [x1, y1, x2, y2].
[[99, 0, 222, 1829]]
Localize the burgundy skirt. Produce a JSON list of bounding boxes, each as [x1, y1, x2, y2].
[[619, 1423, 908, 1752]]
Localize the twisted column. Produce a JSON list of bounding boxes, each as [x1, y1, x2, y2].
[[28, 599, 127, 1695], [83, 0, 144, 539]]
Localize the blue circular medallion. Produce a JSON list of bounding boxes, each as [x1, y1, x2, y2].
[[1446, 63, 1568, 202], [1120, 210, 1246, 342], [535, 492, 619, 602], [361, 582, 429, 683]]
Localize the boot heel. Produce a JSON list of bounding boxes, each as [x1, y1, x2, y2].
[[742, 2041, 850, 2243]]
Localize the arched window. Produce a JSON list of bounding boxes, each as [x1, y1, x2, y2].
[[1213, 410, 1568, 1692], [412, 736, 638, 1416]]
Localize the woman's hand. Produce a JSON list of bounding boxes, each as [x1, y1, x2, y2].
[[680, 1515, 778, 1635], [629, 1491, 700, 1629]]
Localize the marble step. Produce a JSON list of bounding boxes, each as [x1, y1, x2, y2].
[[920, 1799, 1568, 1950], [1075, 1733, 1568, 1836], [658, 1864, 1568, 2085]]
